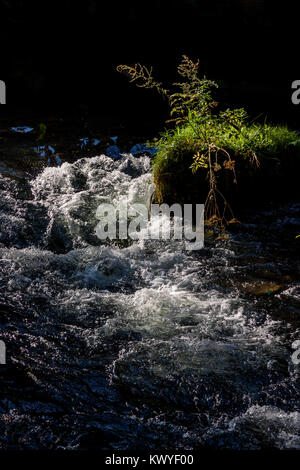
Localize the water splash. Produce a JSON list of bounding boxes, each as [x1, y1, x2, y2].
[[0, 152, 299, 450]]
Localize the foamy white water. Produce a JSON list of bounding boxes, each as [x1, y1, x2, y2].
[[0, 153, 299, 450]]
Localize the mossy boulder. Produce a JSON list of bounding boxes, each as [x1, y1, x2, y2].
[[152, 121, 300, 213]]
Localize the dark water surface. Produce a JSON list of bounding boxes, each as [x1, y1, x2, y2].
[[0, 122, 300, 450]]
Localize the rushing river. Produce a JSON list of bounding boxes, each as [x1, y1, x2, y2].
[[0, 151, 300, 450]]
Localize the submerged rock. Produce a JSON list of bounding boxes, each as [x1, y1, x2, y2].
[[238, 280, 282, 295]]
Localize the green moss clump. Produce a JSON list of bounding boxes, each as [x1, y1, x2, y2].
[[152, 119, 300, 215], [118, 56, 300, 223]]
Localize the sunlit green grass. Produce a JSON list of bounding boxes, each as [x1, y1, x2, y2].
[[152, 119, 300, 175]]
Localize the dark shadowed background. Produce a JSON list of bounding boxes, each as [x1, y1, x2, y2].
[[0, 0, 299, 129]]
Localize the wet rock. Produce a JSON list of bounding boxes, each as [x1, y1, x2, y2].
[[238, 280, 282, 295], [105, 145, 121, 159], [130, 143, 157, 157]]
